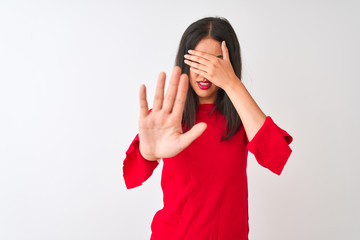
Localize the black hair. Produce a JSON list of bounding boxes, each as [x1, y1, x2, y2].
[[175, 16, 242, 141]]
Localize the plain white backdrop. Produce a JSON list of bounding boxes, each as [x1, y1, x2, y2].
[[1, 0, 359, 239]]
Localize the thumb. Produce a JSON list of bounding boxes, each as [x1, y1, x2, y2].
[[179, 122, 207, 150], [222, 41, 230, 61]]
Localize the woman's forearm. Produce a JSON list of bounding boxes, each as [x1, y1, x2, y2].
[[223, 77, 266, 142]]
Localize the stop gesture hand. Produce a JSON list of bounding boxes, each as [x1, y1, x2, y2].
[[138, 66, 207, 161]]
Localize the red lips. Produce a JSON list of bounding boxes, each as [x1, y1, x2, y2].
[[197, 80, 212, 90]]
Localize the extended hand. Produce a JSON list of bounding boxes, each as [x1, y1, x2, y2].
[[138, 66, 207, 161]]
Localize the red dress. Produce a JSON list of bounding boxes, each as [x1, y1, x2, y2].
[[123, 104, 293, 240]]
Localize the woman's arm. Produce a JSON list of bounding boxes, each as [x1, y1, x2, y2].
[[222, 78, 266, 142], [184, 41, 293, 175], [184, 41, 266, 141]]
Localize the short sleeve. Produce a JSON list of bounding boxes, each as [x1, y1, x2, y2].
[[247, 116, 293, 175], [123, 134, 159, 189]]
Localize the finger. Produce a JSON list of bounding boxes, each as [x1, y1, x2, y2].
[[179, 122, 207, 150], [171, 73, 188, 119], [153, 72, 166, 111], [162, 66, 181, 113], [184, 59, 208, 72], [222, 41, 230, 61], [184, 54, 210, 65], [139, 84, 149, 118], [190, 67, 210, 79], [188, 49, 214, 61]]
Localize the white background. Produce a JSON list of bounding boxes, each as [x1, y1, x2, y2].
[[1, 0, 359, 239]]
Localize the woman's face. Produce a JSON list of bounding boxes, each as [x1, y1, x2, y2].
[[189, 37, 222, 104]]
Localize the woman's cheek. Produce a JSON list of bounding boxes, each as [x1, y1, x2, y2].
[[189, 69, 197, 79], [189, 71, 197, 85]]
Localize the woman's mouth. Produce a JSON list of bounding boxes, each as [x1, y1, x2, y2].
[[197, 80, 212, 90]]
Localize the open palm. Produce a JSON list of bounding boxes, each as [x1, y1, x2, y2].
[[138, 66, 207, 161]]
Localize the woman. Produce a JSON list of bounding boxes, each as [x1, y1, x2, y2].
[[123, 17, 293, 240]]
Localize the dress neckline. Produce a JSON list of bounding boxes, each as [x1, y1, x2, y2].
[[198, 104, 216, 111]]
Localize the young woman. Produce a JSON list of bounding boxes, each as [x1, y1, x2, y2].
[[123, 17, 293, 240]]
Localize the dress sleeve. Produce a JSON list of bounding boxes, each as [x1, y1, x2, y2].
[[122, 134, 159, 189], [247, 116, 293, 175]]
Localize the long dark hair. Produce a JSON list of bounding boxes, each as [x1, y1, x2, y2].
[[175, 17, 242, 141]]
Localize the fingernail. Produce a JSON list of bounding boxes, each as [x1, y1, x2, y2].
[[188, 50, 193, 53]]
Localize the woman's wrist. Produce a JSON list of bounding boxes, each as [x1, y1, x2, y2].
[[222, 76, 242, 93], [139, 142, 160, 161]]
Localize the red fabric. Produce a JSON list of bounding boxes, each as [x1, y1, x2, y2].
[[122, 104, 293, 240], [123, 134, 159, 189]]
